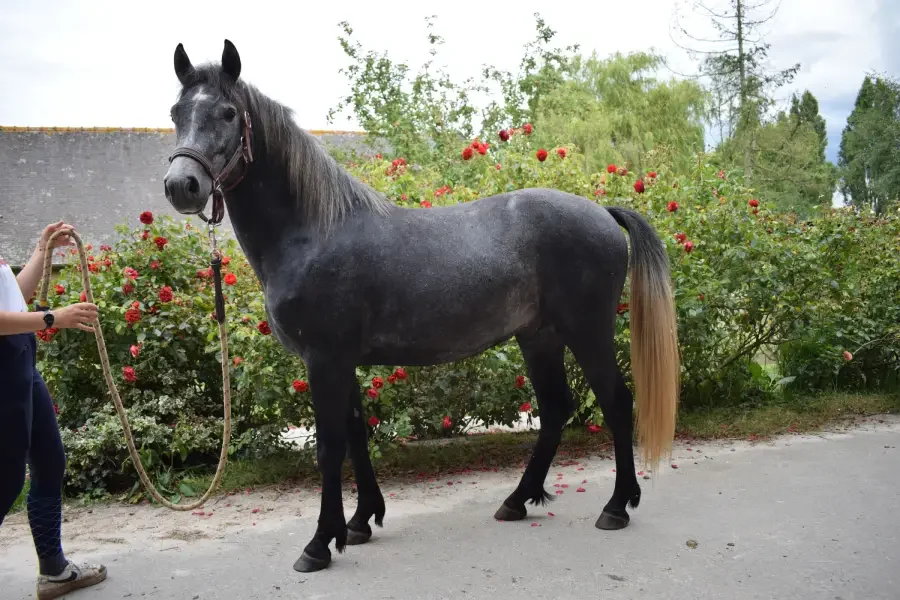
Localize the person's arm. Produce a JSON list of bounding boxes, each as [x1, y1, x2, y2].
[[16, 221, 74, 302], [0, 310, 48, 335], [0, 304, 98, 336]]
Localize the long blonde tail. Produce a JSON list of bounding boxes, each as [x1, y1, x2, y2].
[[607, 207, 680, 471]]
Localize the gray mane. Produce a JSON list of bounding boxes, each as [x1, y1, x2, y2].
[[180, 65, 391, 233]]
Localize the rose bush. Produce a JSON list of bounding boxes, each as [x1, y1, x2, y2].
[[36, 125, 899, 496]]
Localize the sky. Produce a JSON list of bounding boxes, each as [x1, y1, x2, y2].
[[1, 0, 897, 165]]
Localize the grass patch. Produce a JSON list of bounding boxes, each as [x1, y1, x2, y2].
[[676, 391, 900, 440], [176, 391, 899, 500]]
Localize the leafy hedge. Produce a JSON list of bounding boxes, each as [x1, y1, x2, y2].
[[37, 127, 900, 496]]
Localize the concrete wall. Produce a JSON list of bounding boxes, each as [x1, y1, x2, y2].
[[0, 128, 378, 266]]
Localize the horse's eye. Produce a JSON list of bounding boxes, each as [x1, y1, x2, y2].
[[224, 107, 237, 122]]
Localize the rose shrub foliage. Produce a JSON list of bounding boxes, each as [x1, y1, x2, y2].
[[35, 128, 900, 496]]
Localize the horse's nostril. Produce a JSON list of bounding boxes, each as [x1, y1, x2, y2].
[[186, 175, 200, 195]]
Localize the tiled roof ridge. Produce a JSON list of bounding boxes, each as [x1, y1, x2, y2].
[[0, 126, 367, 136]]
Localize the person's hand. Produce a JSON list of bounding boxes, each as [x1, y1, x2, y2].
[[53, 302, 98, 332], [38, 221, 75, 252]]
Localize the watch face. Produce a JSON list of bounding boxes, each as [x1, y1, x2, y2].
[[43, 312, 54, 327]]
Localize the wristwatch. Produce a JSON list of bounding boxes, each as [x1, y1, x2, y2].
[[42, 310, 55, 329]]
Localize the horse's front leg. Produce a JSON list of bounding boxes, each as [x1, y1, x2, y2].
[[346, 387, 386, 545], [293, 358, 354, 573]]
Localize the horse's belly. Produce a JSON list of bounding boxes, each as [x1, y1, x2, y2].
[[360, 284, 540, 366]]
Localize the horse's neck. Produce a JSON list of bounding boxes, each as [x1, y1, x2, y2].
[[224, 163, 306, 285]]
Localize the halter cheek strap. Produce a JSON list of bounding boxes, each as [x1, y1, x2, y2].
[[168, 111, 254, 225]]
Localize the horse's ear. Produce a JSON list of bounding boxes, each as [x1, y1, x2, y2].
[[174, 43, 196, 86], [222, 39, 241, 81]]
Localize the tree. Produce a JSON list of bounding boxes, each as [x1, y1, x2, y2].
[[790, 90, 828, 163], [671, 0, 801, 175], [534, 52, 708, 174], [838, 74, 900, 215]]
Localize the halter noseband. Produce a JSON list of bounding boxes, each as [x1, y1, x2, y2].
[[168, 111, 254, 225]]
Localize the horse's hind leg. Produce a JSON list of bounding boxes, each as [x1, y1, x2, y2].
[[345, 387, 386, 545], [494, 328, 574, 521], [567, 336, 641, 530]]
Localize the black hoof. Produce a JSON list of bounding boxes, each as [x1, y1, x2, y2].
[[494, 503, 526, 521], [346, 526, 372, 545], [595, 510, 630, 531], [293, 550, 331, 573]]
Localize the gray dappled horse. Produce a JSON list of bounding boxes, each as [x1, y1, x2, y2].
[[163, 40, 680, 573]]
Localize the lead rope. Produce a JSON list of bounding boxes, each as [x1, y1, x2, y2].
[[37, 226, 231, 511]]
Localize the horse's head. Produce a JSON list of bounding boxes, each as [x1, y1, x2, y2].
[[164, 39, 251, 217]]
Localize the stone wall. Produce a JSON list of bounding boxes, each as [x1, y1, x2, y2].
[[0, 128, 377, 265]]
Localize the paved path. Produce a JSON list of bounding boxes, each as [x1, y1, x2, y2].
[[2, 418, 898, 599]]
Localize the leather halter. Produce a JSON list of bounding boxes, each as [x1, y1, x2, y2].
[[168, 111, 254, 225]]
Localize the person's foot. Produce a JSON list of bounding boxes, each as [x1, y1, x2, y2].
[[37, 560, 107, 599]]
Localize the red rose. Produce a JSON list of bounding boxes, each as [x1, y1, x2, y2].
[[158, 286, 173, 303], [515, 375, 526, 389], [400, 194, 408, 201], [843, 350, 853, 361], [557, 147, 567, 159], [387, 374, 397, 384], [372, 376, 384, 389], [394, 367, 408, 380], [233, 356, 243, 366], [617, 303, 629, 315], [122, 283, 135, 295], [54, 284, 65, 295], [536, 148, 548, 162], [648, 171, 657, 178], [123, 366, 137, 382], [222, 256, 231, 266], [499, 129, 510, 141], [103, 259, 111, 267], [132, 301, 140, 308], [749, 199, 759, 207], [196, 269, 208, 279], [292, 379, 309, 393], [519, 402, 532, 413], [522, 123, 533, 135], [224, 273, 237, 286], [368, 415, 380, 427], [698, 294, 705, 301], [667, 201, 679, 212], [495, 163, 501, 170], [53, 403, 60, 415], [375, 153, 383, 160], [100, 244, 112, 252], [88, 263, 99, 273], [87, 255, 95, 262], [462, 147, 474, 160], [634, 180, 645, 194], [420, 200, 432, 208], [139, 211, 154, 225], [124, 267, 139, 280], [257, 321, 271, 335], [79, 291, 87, 302], [674, 232, 687, 243], [684, 240, 694, 253], [130, 344, 141, 358], [442, 415, 452, 429], [476, 143, 488, 155], [125, 307, 141, 323], [142, 230, 150, 240], [150, 260, 160, 270], [607, 164, 617, 174], [587, 424, 602, 433], [367, 388, 379, 399], [153, 236, 168, 250], [717, 169, 726, 179]]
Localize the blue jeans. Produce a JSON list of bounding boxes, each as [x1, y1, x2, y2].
[[0, 332, 68, 573]]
